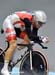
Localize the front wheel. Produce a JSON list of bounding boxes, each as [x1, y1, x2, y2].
[[20, 51, 48, 75]]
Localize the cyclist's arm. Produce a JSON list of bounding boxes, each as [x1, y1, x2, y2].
[[29, 27, 43, 43], [21, 18, 32, 37], [30, 34, 43, 43]]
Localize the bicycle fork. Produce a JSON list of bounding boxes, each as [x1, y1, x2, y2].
[[30, 50, 33, 70]]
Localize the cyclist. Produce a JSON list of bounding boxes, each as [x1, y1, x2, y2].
[[1, 10, 49, 75]]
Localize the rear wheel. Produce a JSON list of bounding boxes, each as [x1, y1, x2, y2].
[[20, 51, 48, 75]]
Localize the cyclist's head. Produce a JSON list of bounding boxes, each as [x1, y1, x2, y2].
[[32, 10, 47, 28]]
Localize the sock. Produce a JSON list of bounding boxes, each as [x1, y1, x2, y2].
[[3, 60, 9, 70], [1, 60, 10, 75]]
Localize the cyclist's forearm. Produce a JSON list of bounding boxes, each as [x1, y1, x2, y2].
[[29, 34, 42, 43]]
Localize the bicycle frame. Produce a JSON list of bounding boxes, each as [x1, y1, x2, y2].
[[8, 43, 34, 71], [8, 42, 48, 72]]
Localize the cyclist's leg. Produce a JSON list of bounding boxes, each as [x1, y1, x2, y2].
[[18, 31, 30, 49], [1, 18, 17, 75]]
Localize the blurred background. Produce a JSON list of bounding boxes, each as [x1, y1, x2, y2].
[[0, 0, 55, 72]]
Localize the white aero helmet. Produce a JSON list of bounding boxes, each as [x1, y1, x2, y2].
[[33, 10, 47, 23]]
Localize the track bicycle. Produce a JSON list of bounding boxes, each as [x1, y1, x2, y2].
[[0, 29, 49, 75]]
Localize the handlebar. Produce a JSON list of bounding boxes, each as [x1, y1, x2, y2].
[[17, 42, 48, 49], [37, 42, 48, 49]]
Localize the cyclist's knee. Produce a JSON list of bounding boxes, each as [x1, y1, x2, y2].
[[9, 40, 17, 48]]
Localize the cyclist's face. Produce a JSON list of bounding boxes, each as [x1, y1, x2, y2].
[[37, 21, 44, 28], [33, 20, 43, 29], [32, 16, 45, 29]]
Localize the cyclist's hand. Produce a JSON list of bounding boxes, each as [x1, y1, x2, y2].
[[41, 36, 49, 43]]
